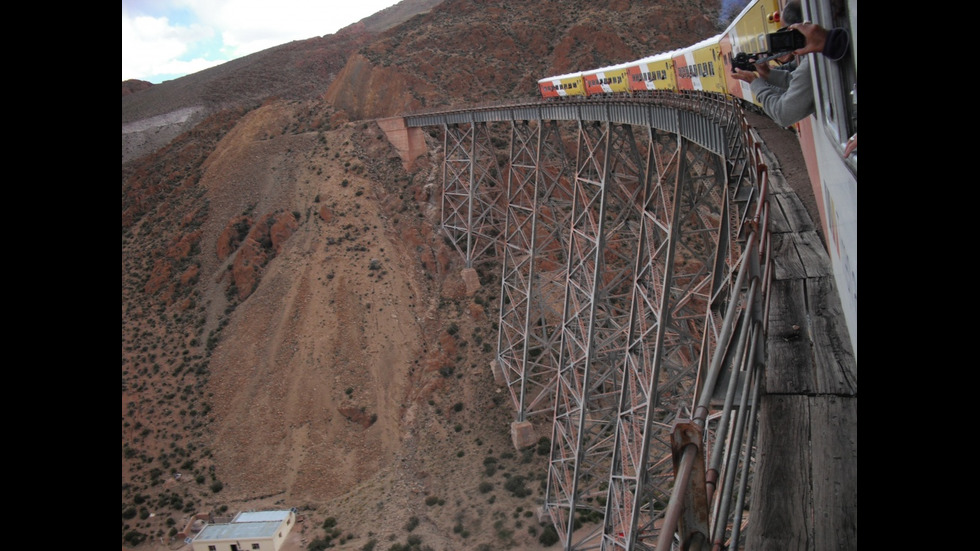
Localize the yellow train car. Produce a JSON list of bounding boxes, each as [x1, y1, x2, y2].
[[719, 0, 785, 105], [625, 50, 678, 95], [672, 34, 726, 95], [581, 62, 631, 96], [538, 71, 586, 99]]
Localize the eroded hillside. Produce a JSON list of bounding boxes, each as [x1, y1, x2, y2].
[[122, 97, 560, 551]]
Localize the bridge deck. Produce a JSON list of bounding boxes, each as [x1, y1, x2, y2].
[[744, 113, 857, 549]]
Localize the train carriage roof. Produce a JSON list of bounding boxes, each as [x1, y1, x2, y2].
[[725, 0, 767, 35], [537, 71, 583, 84], [631, 48, 684, 66], [676, 33, 724, 55], [580, 61, 633, 76]]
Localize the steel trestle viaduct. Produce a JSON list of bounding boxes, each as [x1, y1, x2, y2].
[[401, 92, 856, 550]]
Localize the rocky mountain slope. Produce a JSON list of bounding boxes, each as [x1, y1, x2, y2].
[[121, 1, 729, 549]]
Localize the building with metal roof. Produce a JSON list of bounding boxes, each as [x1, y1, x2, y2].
[[190, 509, 296, 551]]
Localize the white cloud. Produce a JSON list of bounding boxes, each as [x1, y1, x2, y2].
[[122, 9, 222, 82], [122, 0, 401, 83]]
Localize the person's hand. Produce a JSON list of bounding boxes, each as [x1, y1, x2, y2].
[[789, 22, 828, 55], [844, 133, 857, 157], [731, 68, 757, 83], [755, 61, 771, 79]]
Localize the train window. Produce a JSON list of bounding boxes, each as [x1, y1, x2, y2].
[[806, 0, 857, 168]]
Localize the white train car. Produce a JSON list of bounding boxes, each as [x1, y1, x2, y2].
[[796, 0, 858, 358]]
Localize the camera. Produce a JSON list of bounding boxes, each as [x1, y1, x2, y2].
[[730, 28, 806, 72], [767, 28, 806, 54], [731, 52, 761, 72]]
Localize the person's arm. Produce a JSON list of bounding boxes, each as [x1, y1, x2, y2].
[[765, 66, 792, 89], [750, 57, 815, 127], [732, 60, 788, 88], [790, 22, 849, 60], [844, 133, 857, 157], [821, 27, 849, 61]]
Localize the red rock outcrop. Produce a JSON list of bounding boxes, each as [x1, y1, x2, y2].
[[219, 211, 300, 300], [323, 53, 432, 121]]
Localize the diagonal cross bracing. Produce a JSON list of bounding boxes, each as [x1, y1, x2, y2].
[[440, 121, 505, 268], [497, 120, 574, 421], [599, 128, 735, 551], [414, 95, 768, 551], [544, 120, 646, 550]]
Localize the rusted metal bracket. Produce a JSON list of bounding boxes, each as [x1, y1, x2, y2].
[[671, 420, 711, 551]]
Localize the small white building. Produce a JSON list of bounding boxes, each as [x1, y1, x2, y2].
[[190, 509, 296, 551]]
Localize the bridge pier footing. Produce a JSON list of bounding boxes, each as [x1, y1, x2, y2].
[[376, 116, 427, 171], [489, 359, 504, 385], [511, 420, 535, 450]]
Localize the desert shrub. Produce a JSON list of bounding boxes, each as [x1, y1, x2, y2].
[[505, 475, 531, 497], [539, 524, 559, 546], [123, 530, 147, 546], [537, 436, 551, 456], [484, 456, 498, 476]]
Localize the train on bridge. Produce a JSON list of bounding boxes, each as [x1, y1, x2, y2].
[[538, 0, 857, 356]]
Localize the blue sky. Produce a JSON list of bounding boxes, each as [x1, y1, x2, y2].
[[123, 0, 402, 83]]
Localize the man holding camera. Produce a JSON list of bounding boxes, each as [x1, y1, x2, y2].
[[732, 1, 852, 130], [731, 1, 814, 128]]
